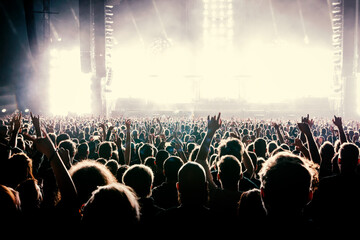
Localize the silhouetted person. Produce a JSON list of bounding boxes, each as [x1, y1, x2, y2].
[[311, 142, 360, 233], [156, 162, 212, 235], [152, 156, 184, 209], [122, 164, 163, 227], [258, 152, 318, 236]]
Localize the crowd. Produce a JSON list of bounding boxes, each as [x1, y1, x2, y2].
[[0, 111, 359, 236]]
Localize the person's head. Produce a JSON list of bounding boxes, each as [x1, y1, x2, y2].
[[98, 141, 113, 160], [254, 138, 267, 158], [144, 156, 156, 174], [81, 183, 140, 227], [155, 150, 170, 171], [132, 130, 138, 139], [267, 141, 278, 157], [122, 164, 154, 199], [259, 152, 318, 216], [58, 139, 77, 160], [56, 133, 70, 147], [16, 178, 42, 211], [187, 142, 196, 155], [338, 142, 360, 173], [138, 143, 154, 164], [77, 142, 89, 161], [105, 159, 119, 177], [218, 138, 245, 163], [163, 156, 184, 182], [217, 155, 242, 190], [177, 162, 208, 206], [319, 141, 335, 164], [6, 153, 34, 188], [69, 160, 117, 205]]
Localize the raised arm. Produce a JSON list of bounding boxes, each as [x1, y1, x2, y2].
[[30, 112, 41, 138], [156, 117, 163, 135], [297, 122, 321, 165], [293, 137, 311, 160], [333, 115, 347, 144], [124, 119, 131, 165], [9, 113, 21, 151], [28, 129, 78, 205], [173, 124, 188, 163], [195, 113, 222, 190], [272, 122, 285, 144]]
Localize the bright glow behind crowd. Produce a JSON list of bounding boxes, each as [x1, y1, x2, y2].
[[49, 48, 91, 115], [110, 42, 333, 104]]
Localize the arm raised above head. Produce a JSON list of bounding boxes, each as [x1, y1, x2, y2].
[[195, 113, 222, 190]]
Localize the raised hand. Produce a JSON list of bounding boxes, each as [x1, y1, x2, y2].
[[332, 115, 347, 144], [30, 112, 41, 137], [297, 122, 311, 135], [25, 129, 56, 158], [332, 115, 342, 128], [125, 119, 131, 130], [207, 112, 222, 135], [301, 114, 314, 128], [13, 112, 22, 132], [293, 138, 304, 151]]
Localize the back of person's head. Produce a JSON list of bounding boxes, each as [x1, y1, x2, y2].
[[77, 142, 89, 160], [105, 159, 119, 177], [267, 141, 278, 157], [144, 156, 156, 173], [163, 156, 184, 182], [6, 152, 34, 188], [69, 160, 117, 204], [58, 139, 76, 159], [187, 142, 196, 155], [319, 141, 335, 163], [81, 183, 140, 227], [259, 152, 318, 215], [56, 133, 70, 146], [254, 138, 267, 158], [218, 138, 245, 162], [16, 178, 42, 211], [122, 164, 154, 198], [339, 142, 360, 172], [98, 141, 112, 160], [217, 155, 242, 189], [138, 143, 154, 164], [177, 162, 208, 206]]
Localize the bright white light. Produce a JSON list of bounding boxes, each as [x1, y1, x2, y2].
[[203, 0, 233, 50], [111, 45, 194, 105], [240, 42, 333, 103], [24, 109, 29, 113], [49, 48, 91, 116], [1, 109, 6, 113]]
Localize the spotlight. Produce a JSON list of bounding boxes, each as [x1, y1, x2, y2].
[[1, 109, 6, 113], [24, 109, 30, 113]]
